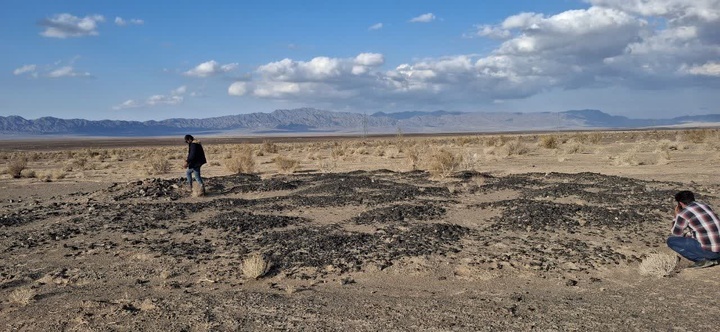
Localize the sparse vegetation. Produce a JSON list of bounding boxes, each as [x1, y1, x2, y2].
[[683, 129, 708, 144], [9, 287, 36, 306], [539, 135, 559, 149], [225, 146, 256, 174], [7, 156, 28, 178], [242, 252, 269, 279], [638, 253, 677, 277], [505, 139, 530, 156], [405, 146, 420, 170], [427, 148, 462, 178], [274, 156, 300, 173], [262, 140, 279, 154], [148, 156, 171, 174]]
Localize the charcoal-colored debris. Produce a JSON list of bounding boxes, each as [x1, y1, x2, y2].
[[205, 211, 308, 233], [1, 214, 34, 227], [111, 178, 182, 201], [256, 223, 468, 273], [148, 238, 214, 260], [479, 199, 658, 231], [350, 204, 446, 225]]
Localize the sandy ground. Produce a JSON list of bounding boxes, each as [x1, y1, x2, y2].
[[2, 130, 720, 331]]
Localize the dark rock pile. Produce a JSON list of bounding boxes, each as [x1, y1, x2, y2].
[[1, 170, 704, 277]]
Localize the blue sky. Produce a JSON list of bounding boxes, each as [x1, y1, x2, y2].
[[2, 0, 719, 121]]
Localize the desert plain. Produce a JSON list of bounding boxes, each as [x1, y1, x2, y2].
[[1, 129, 720, 331]]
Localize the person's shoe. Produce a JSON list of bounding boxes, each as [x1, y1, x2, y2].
[[200, 184, 206, 196], [691, 260, 719, 268]]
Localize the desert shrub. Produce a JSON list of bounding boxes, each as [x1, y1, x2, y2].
[[405, 146, 420, 170], [330, 144, 347, 160], [563, 143, 584, 154], [318, 159, 336, 173], [242, 252, 269, 279], [20, 169, 36, 178], [539, 135, 559, 149], [505, 139, 530, 156], [149, 156, 171, 174], [683, 129, 708, 144], [638, 253, 676, 277], [261, 140, 279, 154], [9, 287, 36, 306], [454, 136, 478, 146], [273, 156, 300, 173], [225, 146, 255, 174], [461, 152, 481, 171], [7, 156, 28, 178], [588, 132, 603, 144], [427, 148, 462, 178]]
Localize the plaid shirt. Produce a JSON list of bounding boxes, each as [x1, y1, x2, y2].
[[671, 201, 720, 252]]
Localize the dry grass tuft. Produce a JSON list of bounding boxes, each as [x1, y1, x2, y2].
[[504, 139, 531, 156], [261, 140, 279, 154], [9, 287, 36, 306], [242, 252, 269, 279], [273, 156, 300, 173], [148, 156, 171, 174], [427, 148, 462, 178], [683, 129, 709, 143], [638, 253, 677, 277], [405, 146, 421, 170], [225, 146, 255, 174], [7, 156, 28, 178], [539, 135, 559, 149]]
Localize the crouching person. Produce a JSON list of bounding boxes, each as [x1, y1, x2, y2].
[[183, 134, 207, 195], [667, 190, 720, 268]]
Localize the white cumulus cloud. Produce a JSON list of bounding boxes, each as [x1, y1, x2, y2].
[[409, 13, 436, 23], [13, 64, 38, 76], [114, 86, 189, 110], [368, 23, 383, 30], [47, 66, 91, 78], [227, 2, 720, 110], [39, 13, 105, 38], [184, 60, 239, 77], [683, 62, 720, 76], [115, 17, 144, 26]]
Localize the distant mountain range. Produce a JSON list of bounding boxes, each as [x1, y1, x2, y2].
[[1, 108, 718, 137]]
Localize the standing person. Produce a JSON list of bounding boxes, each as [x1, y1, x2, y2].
[[183, 134, 207, 195], [667, 190, 720, 268]]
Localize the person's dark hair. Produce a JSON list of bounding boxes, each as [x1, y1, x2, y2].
[[675, 190, 695, 205], [184, 134, 194, 142]]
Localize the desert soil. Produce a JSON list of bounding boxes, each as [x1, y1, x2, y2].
[[2, 131, 720, 331]]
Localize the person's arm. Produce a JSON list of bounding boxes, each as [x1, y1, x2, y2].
[[670, 213, 688, 237]]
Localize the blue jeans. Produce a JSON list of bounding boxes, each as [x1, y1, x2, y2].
[[667, 236, 720, 262], [186, 166, 204, 187]]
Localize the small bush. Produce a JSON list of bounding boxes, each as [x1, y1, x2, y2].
[[274, 156, 300, 173], [427, 148, 462, 178], [20, 169, 36, 178], [639, 253, 677, 277], [242, 252, 269, 279], [149, 156, 171, 174], [261, 140, 279, 154], [405, 146, 420, 170], [683, 129, 708, 144], [539, 135, 559, 149], [588, 132, 603, 144], [225, 146, 255, 174], [9, 287, 36, 306], [505, 139, 530, 156], [7, 156, 28, 178]]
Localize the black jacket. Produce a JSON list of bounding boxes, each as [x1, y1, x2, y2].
[[186, 141, 207, 168]]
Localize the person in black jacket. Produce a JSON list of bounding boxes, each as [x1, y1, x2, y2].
[[183, 134, 207, 194]]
